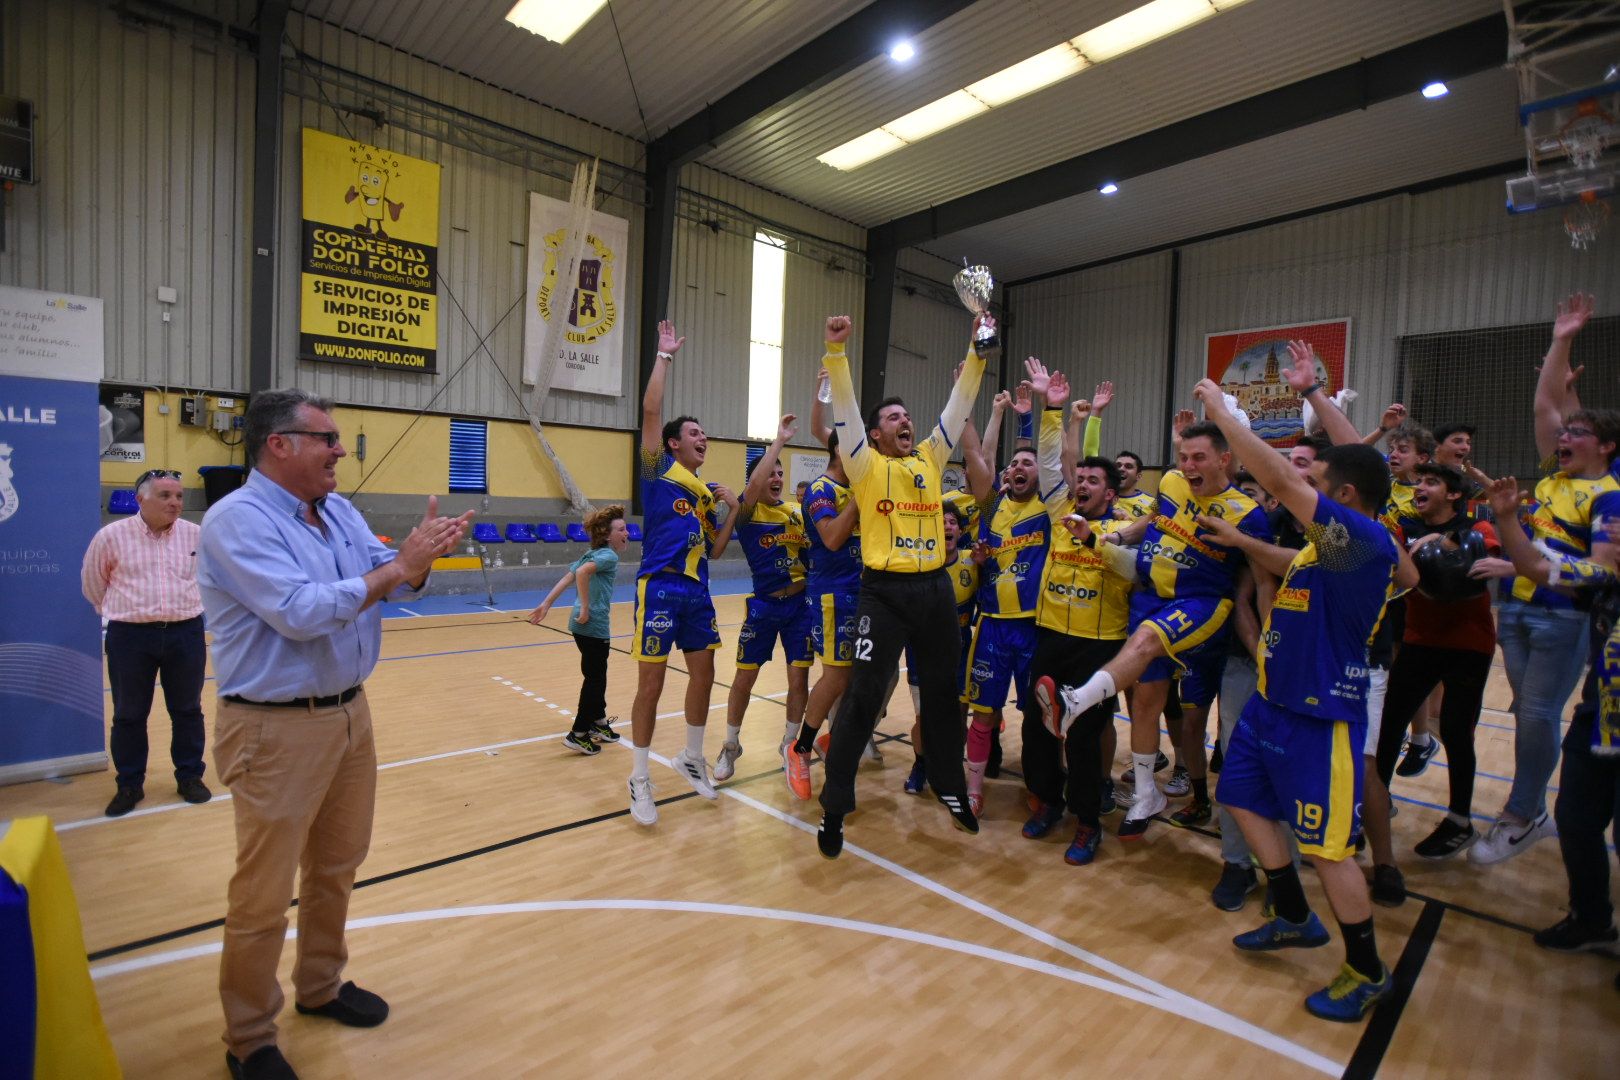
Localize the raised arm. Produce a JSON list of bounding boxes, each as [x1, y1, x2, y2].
[[1536, 293, 1595, 460], [1281, 340, 1361, 446], [1196, 378, 1316, 525], [1063, 398, 1090, 493], [927, 316, 994, 463], [640, 319, 686, 453], [965, 391, 1004, 502], [743, 414, 797, 510], [1363, 403, 1406, 446], [822, 315, 869, 484], [809, 367, 833, 448], [1085, 380, 1112, 457], [1027, 362, 1069, 502]]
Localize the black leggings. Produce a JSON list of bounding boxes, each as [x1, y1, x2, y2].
[[1022, 629, 1122, 826], [572, 633, 610, 732], [1376, 642, 1492, 816]]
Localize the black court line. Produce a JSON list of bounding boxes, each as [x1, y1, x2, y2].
[[86, 763, 785, 964], [1342, 900, 1445, 1080]]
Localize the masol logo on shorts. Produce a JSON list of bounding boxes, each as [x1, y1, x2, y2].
[[648, 613, 674, 633], [876, 499, 895, 514]]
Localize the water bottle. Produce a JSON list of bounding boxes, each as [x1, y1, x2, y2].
[[520, 549, 530, 567], [494, 549, 504, 568], [817, 372, 832, 405]]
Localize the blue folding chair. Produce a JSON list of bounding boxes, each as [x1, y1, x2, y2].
[[473, 522, 503, 544], [505, 523, 538, 543], [536, 523, 566, 543], [566, 523, 590, 543], [107, 490, 139, 515], [626, 521, 643, 542]]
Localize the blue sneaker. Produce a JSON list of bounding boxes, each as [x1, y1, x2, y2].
[[903, 757, 928, 796], [1064, 823, 1101, 865], [1233, 912, 1331, 952], [1022, 800, 1065, 839], [1305, 963, 1390, 1022]]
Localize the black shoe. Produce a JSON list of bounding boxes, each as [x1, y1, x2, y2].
[[1534, 914, 1619, 952], [226, 1047, 299, 1080], [985, 731, 1003, 779], [178, 777, 212, 804], [1209, 741, 1223, 774], [937, 792, 980, 835], [1370, 863, 1407, 908], [294, 981, 388, 1027], [1116, 750, 1171, 786], [1413, 816, 1477, 860], [1211, 862, 1258, 911], [1098, 778, 1117, 815], [817, 813, 844, 859], [1396, 734, 1440, 777], [105, 787, 143, 817]]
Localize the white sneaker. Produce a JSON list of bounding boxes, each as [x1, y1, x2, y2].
[[862, 737, 884, 763], [628, 775, 658, 826], [671, 747, 718, 800], [714, 740, 743, 782], [1122, 783, 1167, 828], [1034, 675, 1089, 738], [1467, 811, 1554, 865]]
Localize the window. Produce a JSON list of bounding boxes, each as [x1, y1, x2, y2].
[[748, 231, 787, 440], [448, 418, 488, 493]]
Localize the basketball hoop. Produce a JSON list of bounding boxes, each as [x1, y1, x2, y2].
[[1557, 99, 1615, 170], [1564, 190, 1611, 249]]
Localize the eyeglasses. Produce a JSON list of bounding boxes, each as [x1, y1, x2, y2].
[[135, 469, 181, 486], [275, 430, 341, 448], [1559, 426, 1596, 439]]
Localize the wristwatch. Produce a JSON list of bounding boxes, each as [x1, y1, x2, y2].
[[1300, 381, 1325, 397]]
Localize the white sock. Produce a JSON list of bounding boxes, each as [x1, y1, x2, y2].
[[784, 719, 798, 742], [908, 685, 922, 715], [725, 723, 742, 746], [1063, 671, 1117, 730], [686, 724, 706, 757], [966, 759, 986, 793], [1446, 811, 1471, 827], [1132, 751, 1157, 793], [631, 744, 651, 780]]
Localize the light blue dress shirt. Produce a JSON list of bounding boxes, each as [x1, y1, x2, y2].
[[198, 469, 423, 699]]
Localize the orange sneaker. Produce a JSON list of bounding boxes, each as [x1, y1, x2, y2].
[[784, 742, 813, 801], [814, 731, 830, 760]]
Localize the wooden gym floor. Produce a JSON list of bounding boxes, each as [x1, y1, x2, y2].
[[2, 590, 1616, 1078]]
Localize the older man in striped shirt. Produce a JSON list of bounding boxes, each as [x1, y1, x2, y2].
[[80, 467, 211, 816]]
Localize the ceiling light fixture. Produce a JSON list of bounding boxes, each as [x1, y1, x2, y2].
[[818, 0, 1251, 171], [1099, 182, 1119, 194], [504, 0, 610, 45], [1421, 81, 1449, 99], [889, 40, 915, 62]]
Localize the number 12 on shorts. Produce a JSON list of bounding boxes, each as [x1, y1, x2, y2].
[[1294, 800, 1323, 832]]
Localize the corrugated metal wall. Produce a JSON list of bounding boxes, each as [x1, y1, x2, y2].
[[1, 0, 256, 393], [1008, 176, 1620, 465]]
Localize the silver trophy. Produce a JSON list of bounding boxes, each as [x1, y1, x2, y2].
[[953, 262, 998, 351]]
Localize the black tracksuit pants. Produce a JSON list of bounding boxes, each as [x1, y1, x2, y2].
[[821, 568, 965, 815], [1022, 628, 1123, 827]]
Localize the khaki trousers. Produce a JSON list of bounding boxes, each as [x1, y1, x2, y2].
[[213, 690, 377, 1058]]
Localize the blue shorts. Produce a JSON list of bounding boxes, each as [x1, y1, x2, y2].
[[1131, 592, 1233, 707], [809, 588, 860, 667], [907, 624, 973, 691], [961, 615, 1037, 714], [737, 592, 812, 669], [1216, 695, 1365, 861], [632, 572, 720, 662]]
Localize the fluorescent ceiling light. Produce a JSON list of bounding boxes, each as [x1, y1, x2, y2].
[[889, 40, 915, 62], [965, 44, 1088, 107], [1099, 182, 1119, 194], [504, 0, 609, 44], [884, 91, 989, 141], [1422, 81, 1449, 99], [817, 128, 908, 170], [1072, 0, 1217, 63], [818, 0, 1251, 170]]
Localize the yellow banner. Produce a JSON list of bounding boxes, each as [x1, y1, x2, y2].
[[299, 129, 440, 372]]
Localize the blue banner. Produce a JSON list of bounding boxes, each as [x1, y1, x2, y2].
[[0, 375, 104, 775]]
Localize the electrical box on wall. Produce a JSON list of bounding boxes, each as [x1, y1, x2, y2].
[[209, 410, 235, 432], [179, 396, 206, 427]]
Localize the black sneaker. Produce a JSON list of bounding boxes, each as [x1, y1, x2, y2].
[[177, 777, 212, 804], [589, 718, 621, 744], [1169, 799, 1212, 829], [937, 792, 980, 835], [817, 813, 845, 859], [1370, 863, 1407, 907], [563, 731, 600, 756], [1098, 778, 1118, 815], [1413, 816, 1476, 860], [1534, 914, 1619, 952], [1396, 734, 1440, 777], [985, 730, 1003, 779], [105, 787, 143, 817], [226, 1046, 299, 1080], [1211, 862, 1258, 911], [1209, 741, 1224, 774]]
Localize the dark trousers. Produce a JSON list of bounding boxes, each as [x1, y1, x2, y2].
[[1022, 629, 1122, 827], [821, 569, 965, 815], [1376, 642, 1491, 815], [572, 633, 610, 732], [105, 616, 207, 788], [1556, 668, 1620, 927]]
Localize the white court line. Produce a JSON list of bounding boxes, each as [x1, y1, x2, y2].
[[88, 899, 1179, 1018], [394, 608, 421, 617]]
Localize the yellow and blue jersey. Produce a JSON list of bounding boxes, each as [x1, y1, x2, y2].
[[638, 448, 717, 583], [736, 499, 808, 594], [1379, 478, 1421, 535], [1507, 470, 1620, 607], [804, 474, 862, 593], [1037, 499, 1134, 639], [1257, 494, 1400, 723], [947, 550, 979, 628], [943, 487, 982, 535], [1116, 490, 1157, 521], [1137, 471, 1270, 600], [975, 493, 1050, 618]]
